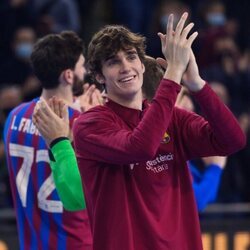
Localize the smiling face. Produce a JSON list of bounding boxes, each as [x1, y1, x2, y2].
[[97, 48, 145, 104]]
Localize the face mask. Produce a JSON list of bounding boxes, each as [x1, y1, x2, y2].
[[206, 13, 226, 26], [15, 43, 33, 60]]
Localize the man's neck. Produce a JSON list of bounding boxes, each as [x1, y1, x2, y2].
[[41, 87, 74, 106], [108, 91, 143, 110]]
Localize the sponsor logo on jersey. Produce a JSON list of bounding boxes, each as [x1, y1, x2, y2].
[[161, 132, 170, 144]]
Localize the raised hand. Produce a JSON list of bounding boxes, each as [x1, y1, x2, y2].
[[32, 98, 70, 146], [74, 83, 104, 112], [182, 50, 206, 92], [158, 12, 198, 84]]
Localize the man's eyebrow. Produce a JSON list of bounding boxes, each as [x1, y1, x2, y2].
[[126, 49, 138, 55], [104, 49, 138, 62], [104, 54, 116, 62]]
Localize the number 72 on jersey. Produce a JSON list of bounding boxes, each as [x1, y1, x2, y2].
[[9, 143, 63, 213]]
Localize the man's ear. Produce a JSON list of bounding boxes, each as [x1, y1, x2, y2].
[[96, 74, 105, 85], [142, 63, 145, 74], [60, 69, 74, 85]]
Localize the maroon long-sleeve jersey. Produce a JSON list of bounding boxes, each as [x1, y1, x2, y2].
[[73, 79, 245, 250]]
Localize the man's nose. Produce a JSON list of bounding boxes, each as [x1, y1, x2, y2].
[[119, 59, 130, 73]]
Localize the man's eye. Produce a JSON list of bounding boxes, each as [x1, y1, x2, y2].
[[108, 59, 119, 66], [128, 55, 137, 60]]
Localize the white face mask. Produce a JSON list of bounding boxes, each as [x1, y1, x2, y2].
[[15, 43, 33, 59], [206, 13, 226, 26]]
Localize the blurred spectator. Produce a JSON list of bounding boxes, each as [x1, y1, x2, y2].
[[0, 0, 35, 60], [217, 111, 250, 203], [0, 85, 23, 120], [147, 0, 190, 57], [0, 85, 23, 208], [200, 35, 243, 114], [33, 0, 81, 36], [75, 0, 110, 44], [22, 75, 42, 102], [238, 49, 250, 109], [223, 0, 250, 50], [207, 80, 250, 203], [0, 27, 36, 85], [111, 0, 160, 36], [209, 81, 230, 106], [0, 26, 42, 101], [196, 1, 240, 70]]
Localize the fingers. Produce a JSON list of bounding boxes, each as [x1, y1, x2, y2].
[[80, 84, 96, 103], [180, 22, 194, 43], [79, 84, 96, 111], [33, 98, 70, 146], [186, 31, 198, 48], [166, 13, 174, 39], [174, 12, 188, 39], [159, 12, 197, 47], [175, 13, 197, 47], [48, 96, 68, 118], [157, 32, 166, 49], [84, 84, 96, 98], [82, 83, 90, 93], [36, 100, 51, 120], [33, 114, 48, 136], [61, 101, 69, 123], [92, 89, 104, 106], [34, 99, 58, 126], [32, 104, 50, 135], [50, 96, 61, 117]]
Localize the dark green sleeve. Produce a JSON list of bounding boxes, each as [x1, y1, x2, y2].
[[49, 138, 86, 211]]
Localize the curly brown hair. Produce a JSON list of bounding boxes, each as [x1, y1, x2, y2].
[[31, 31, 84, 89], [87, 25, 146, 77]]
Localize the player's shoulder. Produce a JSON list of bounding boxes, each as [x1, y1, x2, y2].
[[8, 98, 39, 118]]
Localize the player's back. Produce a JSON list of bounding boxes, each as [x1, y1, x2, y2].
[[4, 98, 92, 250]]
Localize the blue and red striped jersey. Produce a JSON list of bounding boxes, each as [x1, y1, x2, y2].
[[4, 98, 92, 250]]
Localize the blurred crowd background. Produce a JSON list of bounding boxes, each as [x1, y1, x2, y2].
[[0, 0, 249, 210]]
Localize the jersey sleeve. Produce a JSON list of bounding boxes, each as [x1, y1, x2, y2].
[[177, 84, 246, 159], [190, 163, 222, 211], [49, 138, 86, 211]]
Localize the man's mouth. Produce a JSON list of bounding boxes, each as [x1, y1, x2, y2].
[[119, 75, 136, 83]]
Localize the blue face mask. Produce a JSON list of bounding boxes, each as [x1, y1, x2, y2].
[[15, 43, 33, 59], [206, 13, 226, 26]]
